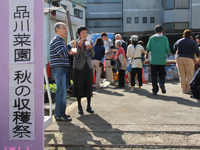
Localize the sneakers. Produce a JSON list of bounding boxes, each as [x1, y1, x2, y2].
[[129, 88, 134, 93], [183, 91, 192, 94], [160, 85, 166, 94], [55, 115, 72, 121]]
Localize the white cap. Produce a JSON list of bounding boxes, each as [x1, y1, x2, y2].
[[130, 35, 138, 41]]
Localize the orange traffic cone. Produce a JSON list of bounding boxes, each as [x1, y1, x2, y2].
[[125, 73, 129, 84], [93, 71, 96, 85], [47, 62, 51, 78], [142, 68, 147, 83]]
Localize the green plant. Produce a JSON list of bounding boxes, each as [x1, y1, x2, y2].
[[44, 80, 73, 94], [44, 84, 47, 90], [44, 83, 57, 93]]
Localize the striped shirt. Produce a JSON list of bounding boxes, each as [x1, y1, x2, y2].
[[49, 35, 72, 68]]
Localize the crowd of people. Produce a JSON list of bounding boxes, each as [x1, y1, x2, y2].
[[49, 22, 200, 121]]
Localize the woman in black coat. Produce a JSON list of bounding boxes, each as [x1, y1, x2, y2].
[[72, 26, 95, 115]]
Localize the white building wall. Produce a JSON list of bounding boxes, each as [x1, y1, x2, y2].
[[123, 0, 162, 32], [79, 1, 123, 33], [191, 0, 200, 29], [163, 9, 189, 23]]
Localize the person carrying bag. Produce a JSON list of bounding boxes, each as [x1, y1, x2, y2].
[[127, 35, 146, 92]]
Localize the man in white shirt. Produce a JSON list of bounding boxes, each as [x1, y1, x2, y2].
[[101, 32, 114, 84]]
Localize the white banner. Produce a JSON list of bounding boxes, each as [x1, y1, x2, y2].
[[9, 64, 35, 140], [9, 0, 34, 63]]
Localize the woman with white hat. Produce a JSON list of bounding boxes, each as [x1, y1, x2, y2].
[[127, 35, 147, 92]]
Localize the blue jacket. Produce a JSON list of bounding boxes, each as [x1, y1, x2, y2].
[[174, 37, 199, 59], [92, 45, 105, 61], [122, 40, 127, 54]]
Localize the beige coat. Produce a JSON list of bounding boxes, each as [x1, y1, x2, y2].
[[118, 54, 127, 70]]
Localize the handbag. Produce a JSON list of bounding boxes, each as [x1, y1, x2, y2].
[[99, 61, 103, 67], [127, 64, 132, 72], [111, 59, 115, 66], [126, 46, 136, 72], [117, 61, 121, 70]]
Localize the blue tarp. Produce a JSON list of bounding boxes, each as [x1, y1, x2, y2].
[[91, 33, 115, 45]]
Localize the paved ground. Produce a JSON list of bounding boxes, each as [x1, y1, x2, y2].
[[45, 80, 200, 149]]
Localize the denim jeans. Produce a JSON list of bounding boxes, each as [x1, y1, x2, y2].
[[151, 65, 166, 93], [52, 67, 69, 117]]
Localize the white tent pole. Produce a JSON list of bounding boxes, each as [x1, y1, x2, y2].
[[44, 65, 52, 117]]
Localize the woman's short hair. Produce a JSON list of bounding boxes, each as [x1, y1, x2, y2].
[[183, 29, 192, 38], [94, 37, 104, 46], [115, 40, 122, 46], [101, 32, 107, 37], [77, 26, 87, 35]]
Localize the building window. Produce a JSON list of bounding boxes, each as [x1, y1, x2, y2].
[[166, 0, 174, 9], [86, 18, 121, 28], [150, 17, 155, 23], [110, 0, 121, 2], [100, 19, 110, 27], [175, 0, 189, 9], [127, 17, 131, 24], [77, 0, 121, 3], [165, 23, 174, 30], [111, 19, 121, 27], [52, 1, 59, 7], [164, 22, 189, 30], [163, 0, 189, 10], [143, 17, 147, 23], [175, 22, 189, 29], [134, 17, 139, 24], [86, 19, 99, 27], [74, 9, 83, 19], [87, 0, 99, 3]]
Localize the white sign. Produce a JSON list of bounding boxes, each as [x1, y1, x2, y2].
[[9, 64, 35, 140], [9, 0, 34, 63]]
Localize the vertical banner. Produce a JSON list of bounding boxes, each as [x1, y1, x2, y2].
[[9, 0, 34, 63], [9, 64, 35, 140], [0, 0, 44, 149], [9, 0, 35, 140]]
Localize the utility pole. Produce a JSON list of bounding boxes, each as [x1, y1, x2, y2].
[[65, 4, 74, 80], [65, 5, 74, 42]]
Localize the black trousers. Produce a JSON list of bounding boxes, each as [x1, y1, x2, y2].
[[118, 69, 125, 87], [151, 64, 166, 93], [190, 68, 200, 99], [131, 68, 142, 86]]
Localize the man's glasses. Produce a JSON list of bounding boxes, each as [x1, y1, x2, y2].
[[60, 27, 67, 30]]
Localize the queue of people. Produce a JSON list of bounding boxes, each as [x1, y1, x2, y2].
[[49, 22, 200, 122]]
